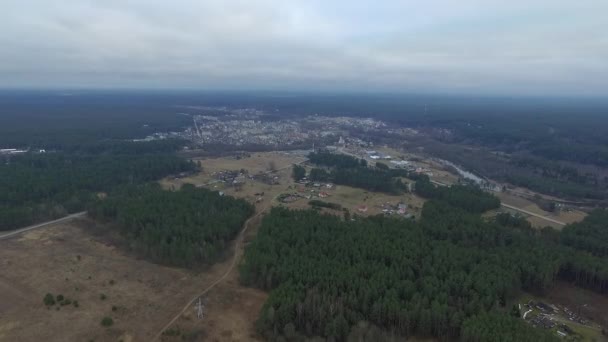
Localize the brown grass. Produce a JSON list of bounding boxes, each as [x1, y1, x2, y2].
[[497, 192, 587, 229], [0, 218, 245, 342]]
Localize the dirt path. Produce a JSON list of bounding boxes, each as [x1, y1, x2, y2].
[[151, 196, 276, 341], [0, 212, 86, 240]]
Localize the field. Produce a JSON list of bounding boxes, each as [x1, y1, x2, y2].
[[0, 218, 241, 342], [301, 182, 426, 218], [156, 210, 270, 342], [496, 191, 587, 229]]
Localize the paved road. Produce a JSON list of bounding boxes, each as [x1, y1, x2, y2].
[[430, 179, 566, 225], [500, 203, 566, 226], [0, 212, 87, 241]]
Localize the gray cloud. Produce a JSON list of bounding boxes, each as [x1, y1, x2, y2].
[[1, 0, 607, 95]]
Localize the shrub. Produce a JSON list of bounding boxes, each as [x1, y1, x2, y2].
[[43, 293, 55, 306], [101, 317, 114, 327], [162, 328, 181, 337]]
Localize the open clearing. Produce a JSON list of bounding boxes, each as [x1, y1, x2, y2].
[[0, 219, 244, 342], [156, 211, 269, 342], [496, 192, 587, 229]]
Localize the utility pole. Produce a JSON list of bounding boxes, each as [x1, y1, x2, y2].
[[195, 297, 205, 319]]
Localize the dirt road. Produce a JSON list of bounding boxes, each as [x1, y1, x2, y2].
[[151, 194, 278, 341], [0, 212, 87, 241]]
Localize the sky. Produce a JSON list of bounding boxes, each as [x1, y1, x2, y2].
[[1, 0, 607, 96]]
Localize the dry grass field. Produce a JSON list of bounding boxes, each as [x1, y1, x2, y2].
[[0, 218, 243, 342], [157, 213, 270, 342], [299, 183, 426, 218], [497, 192, 587, 229]]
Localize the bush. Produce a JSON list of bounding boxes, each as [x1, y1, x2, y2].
[[162, 328, 181, 337], [309, 200, 342, 210], [101, 317, 114, 327], [100, 294, 107, 301], [376, 162, 389, 170], [56, 294, 64, 302], [43, 293, 56, 306]]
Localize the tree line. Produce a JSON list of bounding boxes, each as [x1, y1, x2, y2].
[[414, 176, 500, 213], [306, 152, 408, 194], [88, 183, 254, 267], [0, 140, 195, 231]]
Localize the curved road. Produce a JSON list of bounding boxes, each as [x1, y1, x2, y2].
[[0, 212, 87, 241]]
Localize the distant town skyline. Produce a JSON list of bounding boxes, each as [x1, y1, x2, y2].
[[1, 1, 607, 96]]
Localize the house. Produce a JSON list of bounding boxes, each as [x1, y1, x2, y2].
[[398, 204, 407, 215]]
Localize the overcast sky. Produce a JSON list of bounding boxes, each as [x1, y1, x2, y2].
[[1, 0, 607, 95]]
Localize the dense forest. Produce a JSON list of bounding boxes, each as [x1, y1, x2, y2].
[[88, 184, 254, 267], [241, 184, 608, 341], [307, 151, 408, 194], [561, 210, 608, 257], [0, 90, 191, 148], [414, 176, 500, 213], [0, 140, 195, 231]]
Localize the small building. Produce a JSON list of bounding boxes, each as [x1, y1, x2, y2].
[[357, 205, 368, 213], [398, 204, 407, 215]]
